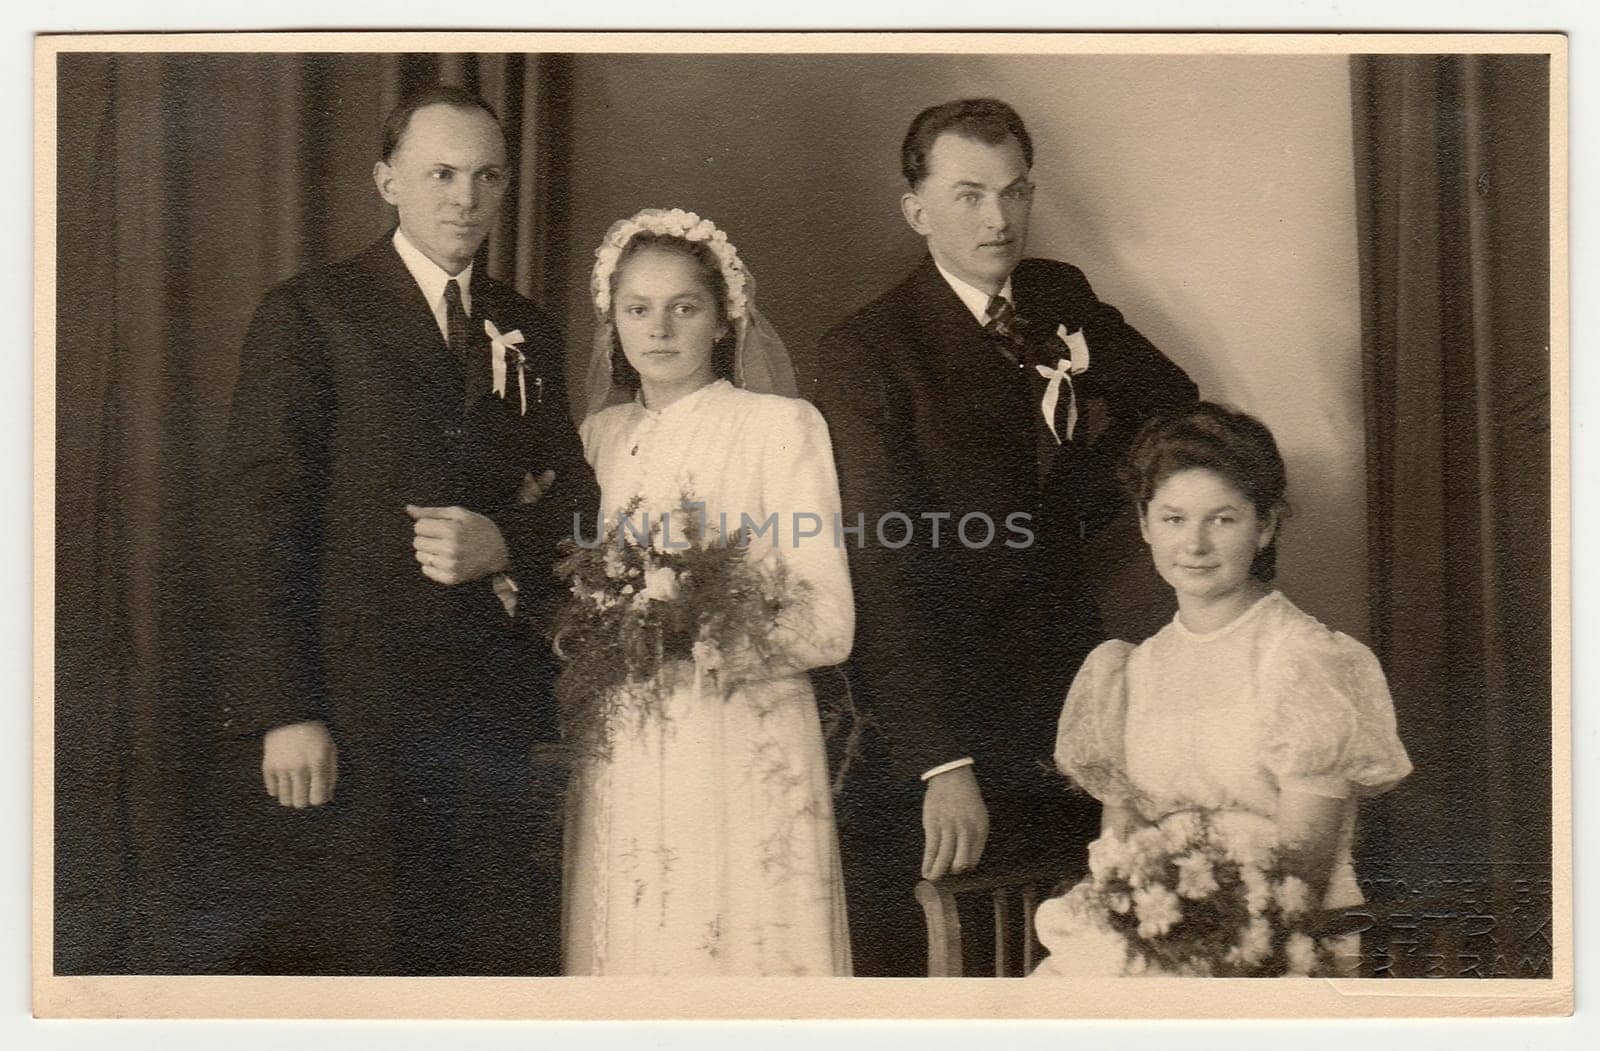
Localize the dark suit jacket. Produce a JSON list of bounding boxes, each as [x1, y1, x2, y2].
[[220, 234, 596, 755], [813, 256, 1196, 802]]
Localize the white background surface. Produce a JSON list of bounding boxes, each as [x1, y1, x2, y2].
[[8, 2, 1592, 1048]]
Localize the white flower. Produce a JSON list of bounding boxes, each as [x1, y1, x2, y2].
[[1236, 916, 1273, 967], [639, 564, 679, 603], [1276, 875, 1313, 919], [1127, 824, 1166, 857], [1159, 811, 1204, 852], [1086, 832, 1131, 881], [1173, 850, 1220, 900], [1132, 884, 1183, 939], [1106, 890, 1132, 915], [1240, 865, 1274, 916], [602, 546, 627, 579], [1285, 932, 1319, 976], [1124, 826, 1167, 887], [1213, 815, 1276, 869]]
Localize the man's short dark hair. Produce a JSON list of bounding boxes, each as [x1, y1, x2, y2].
[[380, 84, 504, 161], [901, 98, 1034, 188]]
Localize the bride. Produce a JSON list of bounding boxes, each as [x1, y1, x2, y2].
[[1032, 402, 1412, 977], [560, 208, 853, 976]]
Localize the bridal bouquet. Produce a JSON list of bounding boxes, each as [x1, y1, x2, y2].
[[550, 493, 803, 758], [1054, 811, 1335, 976]]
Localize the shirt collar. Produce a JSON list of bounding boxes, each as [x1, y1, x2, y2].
[[392, 227, 474, 312], [635, 377, 730, 418], [933, 259, 1013, 327]]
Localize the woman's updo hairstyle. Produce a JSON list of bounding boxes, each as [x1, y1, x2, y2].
[[1119, 401, 1289, 582], [606, 233, 738, 392]]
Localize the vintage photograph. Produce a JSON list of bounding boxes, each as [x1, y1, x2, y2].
[[36, 32, 1567, 1017]]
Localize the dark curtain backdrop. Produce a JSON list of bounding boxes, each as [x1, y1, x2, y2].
[[1351, 54, 1552, 975], [54, 51, 572, 973]]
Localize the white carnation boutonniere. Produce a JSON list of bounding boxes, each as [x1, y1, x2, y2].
[[484, 319, 543, 415], [1035, 324, 1091, 443]]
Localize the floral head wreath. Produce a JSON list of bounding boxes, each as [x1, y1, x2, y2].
[[582, 206, 797, 417], [590, 208, 748, 321]]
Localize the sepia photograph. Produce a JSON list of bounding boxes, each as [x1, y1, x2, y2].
[[33, 29, 1569, 1020]]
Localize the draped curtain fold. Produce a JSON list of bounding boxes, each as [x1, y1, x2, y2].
[[53, 51, 570, 973], [1350, 53, 1552, 970]]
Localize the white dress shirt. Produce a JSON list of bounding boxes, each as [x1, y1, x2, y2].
[[934, 260, 1014, 326], [392, 227, 475, 341]]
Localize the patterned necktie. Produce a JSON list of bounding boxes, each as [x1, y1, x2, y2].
[[988, 293, 1073, 446], [984, 293, 1027, 351]]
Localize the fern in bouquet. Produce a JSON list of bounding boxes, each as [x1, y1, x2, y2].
[[549, 492, 803, 761], [1058, 810, 1337, 976]]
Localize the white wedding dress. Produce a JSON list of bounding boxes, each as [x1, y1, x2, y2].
[[562, 379, 854, 976], [1031, 591, 1413, 977]]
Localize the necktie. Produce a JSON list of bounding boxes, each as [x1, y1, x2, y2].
[[444, 278, 472, 362], [446, 278, 492, 404], [984, 294, 1027, 353], [988, 294, 1073, 447]]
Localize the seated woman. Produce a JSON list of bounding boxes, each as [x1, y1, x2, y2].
[[1032, 402, 1412, 977]]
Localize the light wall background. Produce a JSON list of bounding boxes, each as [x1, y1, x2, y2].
[[560, 54, 1368, 639]]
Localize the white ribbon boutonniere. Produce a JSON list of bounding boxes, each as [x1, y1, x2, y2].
[[1035, 326, 1092, 443], [484, 319, 530, 415]]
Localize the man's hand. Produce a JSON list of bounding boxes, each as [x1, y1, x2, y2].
[[516, 469, 557, 506], [406, 504, 510, 585], [261, 720, 338, 808], [922, 764, 990, 880]]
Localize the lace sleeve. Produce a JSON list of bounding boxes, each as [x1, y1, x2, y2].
[[715, 396, 853, 687], [1054, 639, 1138, 804], [1261, 628, 1413, 799], [761, 397, 854, 674]]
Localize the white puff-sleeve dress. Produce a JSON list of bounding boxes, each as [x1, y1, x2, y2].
[[1033, 590, 1412, 977]]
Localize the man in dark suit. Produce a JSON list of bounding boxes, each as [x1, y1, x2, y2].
[[219, 85, 595, 975], [813, 98, 1197, 975]]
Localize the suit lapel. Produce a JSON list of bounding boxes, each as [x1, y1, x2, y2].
[[900, 258, 1039, 502], [347, 235, 463, 398]]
